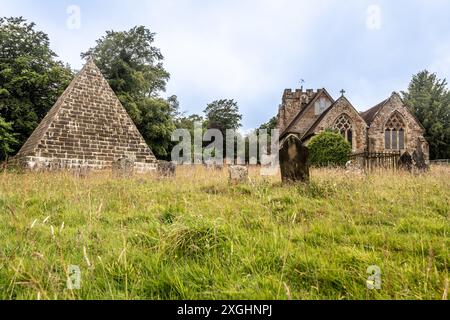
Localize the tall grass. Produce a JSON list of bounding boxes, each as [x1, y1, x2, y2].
[[0, 166, 448, 300]]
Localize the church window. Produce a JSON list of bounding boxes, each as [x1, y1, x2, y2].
[[384, 113, 406, 150], [399, 129, 405, 149], [332, 114, 353, 147]]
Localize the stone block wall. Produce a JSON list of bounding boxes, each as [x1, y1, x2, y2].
[[367, 94, 429, 159], [311, 98, 368, 153], [14, 58, 157, 172]]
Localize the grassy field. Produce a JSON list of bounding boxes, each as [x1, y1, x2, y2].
[[0, 165, 448, 300]]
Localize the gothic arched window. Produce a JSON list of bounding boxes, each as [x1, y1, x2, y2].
[[332, 114, 353, 147], [385, 113, 406, 150]]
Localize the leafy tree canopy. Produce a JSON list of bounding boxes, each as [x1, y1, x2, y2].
[[402, 70, 450, 160], [0, 17, 73, 159], [0, 115, 18, 160], [258, 116, 278, 132], [204, 99, 242, 134]]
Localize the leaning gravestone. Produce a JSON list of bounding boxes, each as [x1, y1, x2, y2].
[[112, 157, 135, 178], [398, 152, 413, 172], [279, 135, 310, 183], [157, 161, 176, 178], [229, 165, 248, 184], [412, 149, 429, 172]]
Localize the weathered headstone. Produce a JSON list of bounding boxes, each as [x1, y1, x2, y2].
[[157, 161, 176, 178], [345, 159, 364, 174], [228, 165, 249, 184], [398, 152, 413, 172], [112, 157, 135, 178], [412, 149, 429, 172], [279, 135, 310, 183]]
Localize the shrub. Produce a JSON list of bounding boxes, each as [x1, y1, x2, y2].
[[308, 131, 351, 167]]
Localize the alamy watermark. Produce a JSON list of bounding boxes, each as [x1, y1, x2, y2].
[[66, 5, 81, 30], [366, 4, 382, 31], [366, 265, 382, 290], [67, 265, 81, 290]]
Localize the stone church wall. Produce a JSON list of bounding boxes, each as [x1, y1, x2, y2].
[[367, 94, 429, 159], [311, 98, 368, 153]]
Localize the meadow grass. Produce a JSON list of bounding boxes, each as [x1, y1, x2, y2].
[[0, 165, 448, 300]]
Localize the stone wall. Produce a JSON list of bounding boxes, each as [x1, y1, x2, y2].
[[278, 89, 333, 137], [277, 89, 318, 133], [310, 97, 368, 153], [367, 93, 429, 159]]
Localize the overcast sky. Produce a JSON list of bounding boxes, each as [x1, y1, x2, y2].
[[1, 0, 450, 130]]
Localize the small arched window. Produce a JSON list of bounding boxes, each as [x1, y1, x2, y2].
[[385, 113, 405, 150], [332, 114, 353, 147]]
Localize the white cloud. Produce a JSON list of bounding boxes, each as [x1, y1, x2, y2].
[[139, 0, 327, 113]]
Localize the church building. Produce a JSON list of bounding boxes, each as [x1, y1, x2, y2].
[[277, 88, 429, 160]]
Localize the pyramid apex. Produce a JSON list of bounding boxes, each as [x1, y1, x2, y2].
[[84, 55, 96, 66]]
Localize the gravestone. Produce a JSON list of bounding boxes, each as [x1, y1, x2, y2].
[[279, 135, 310, 183], [228, 165, 248, 184], [345, 159, 364, 174], [157, 161, 176, 178], [112, 157, 135, 178], [412, 149, 429, 172], [398, 152, 413, 172]]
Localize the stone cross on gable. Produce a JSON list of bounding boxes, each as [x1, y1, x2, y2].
[[340, 89, 346, 97]]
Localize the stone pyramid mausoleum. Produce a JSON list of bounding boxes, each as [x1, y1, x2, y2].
[[14, 58, 157, 171]]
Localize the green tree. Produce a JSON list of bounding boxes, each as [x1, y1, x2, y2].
[[0, 116, 18, 160], [402, 70, 450, 160], [308, 131, 351, 167], [204, 99, 242, 133], [82, 26, 177, 159], [204, 99, 243, 160], [258, 116, 278, 132], [0, 17, 74, 158], [175, 113, 204, 133]]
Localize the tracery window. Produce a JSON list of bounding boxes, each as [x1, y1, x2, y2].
[[332, 114, 353, 147], [385, 113, 405, 150]]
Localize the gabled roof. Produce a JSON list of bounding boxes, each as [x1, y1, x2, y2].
[[280, 88, 335, 139], [301, 96, 368, 141], [360, 98, 389, 126], [360, 92, 425, 131], [300, 99, 340, 141]]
